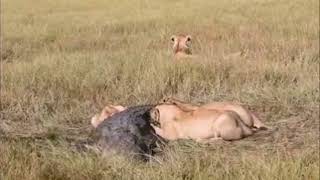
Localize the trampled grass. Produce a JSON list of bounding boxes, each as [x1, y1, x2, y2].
[[1, 0, 319, 179]]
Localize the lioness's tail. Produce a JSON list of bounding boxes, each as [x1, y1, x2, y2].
[[251, 113, 269, 130]]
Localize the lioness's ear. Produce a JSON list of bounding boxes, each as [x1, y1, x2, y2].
[[161, 97, 168, 103], [186, 35, 192, 42], [170, 35, 176, 42], [150, 108, 161, 127], [150, 108, 160, 121]]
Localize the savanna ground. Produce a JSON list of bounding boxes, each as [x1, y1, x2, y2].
[[0, 0, 319, 179]]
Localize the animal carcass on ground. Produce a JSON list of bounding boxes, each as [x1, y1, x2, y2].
[[93, 105, 163, 161]]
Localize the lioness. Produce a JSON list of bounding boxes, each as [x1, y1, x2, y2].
[[161, 97, 268, 130], [171, 34, 193, 60], [150, 103, 254, 142], [91, 105, 126, 128]]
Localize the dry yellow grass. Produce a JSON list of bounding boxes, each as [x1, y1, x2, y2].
[[1, 0, 319, 179]]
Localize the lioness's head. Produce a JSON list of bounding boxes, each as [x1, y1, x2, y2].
[[91, 105, 126, 128], [150, 104, 182, 126], [171, 34, 192, 58]]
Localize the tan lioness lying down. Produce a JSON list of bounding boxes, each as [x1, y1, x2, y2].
[[150, 98, 268, 142], [91, 105, 126, 128], [161, 97, 267, 130]]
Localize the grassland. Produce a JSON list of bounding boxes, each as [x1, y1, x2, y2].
[[1, 0, 319, 179]]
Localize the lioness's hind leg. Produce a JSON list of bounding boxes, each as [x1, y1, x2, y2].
[[240, 122, 254, 136], [232, 112, 253, 137], [214, 112, 252, 141], [213, 114, 241, 141], [220, 127, 244, 141]]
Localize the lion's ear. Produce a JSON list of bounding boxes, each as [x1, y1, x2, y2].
[[150, 108, 160, 121], [170, 35, 176, 42], [186, 35, 192, 42], [161, 97, 168, 103], [150, 108, 161, 127]]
